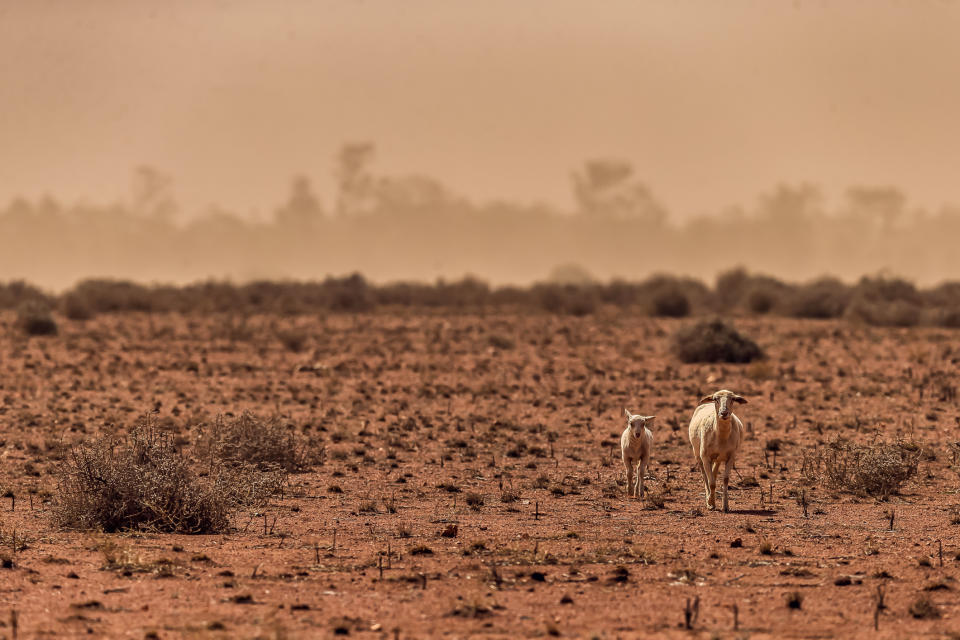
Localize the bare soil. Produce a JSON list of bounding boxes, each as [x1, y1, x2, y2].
[[1, 309, 959, 639]]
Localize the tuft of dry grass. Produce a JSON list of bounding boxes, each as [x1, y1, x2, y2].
[[194, 412, 316, 473], [672, 319, 764, 364], [16, 300, 58, 336], [802, 438, 921, 499], [55, 415, 284, 534], [909, 595, 941, 619]]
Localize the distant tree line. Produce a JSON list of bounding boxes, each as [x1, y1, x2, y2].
[[2, 144, 960, 289], [6, 269, 960, 332]]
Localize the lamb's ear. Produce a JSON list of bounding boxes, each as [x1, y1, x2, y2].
[[733, 395, 748, 404], [643, 416, 656, 423], [699, 395, 715, 405], [623, 408, 633, 419]]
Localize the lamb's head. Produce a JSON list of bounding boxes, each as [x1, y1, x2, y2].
[[699, 389, 747, 420], [623, 409, 655, 437]]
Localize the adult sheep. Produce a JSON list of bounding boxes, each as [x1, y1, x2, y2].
[[689, 389, 747, 512]]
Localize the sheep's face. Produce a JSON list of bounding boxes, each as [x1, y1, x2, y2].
[[699, 389, 747, 420], [624, 410, 655, 437]]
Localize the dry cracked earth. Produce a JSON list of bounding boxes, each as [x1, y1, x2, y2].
[[0, 309, 959, 639]]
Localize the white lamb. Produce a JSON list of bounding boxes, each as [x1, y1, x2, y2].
[[688, 390, 747, 512], [621, 410, 654, 499]]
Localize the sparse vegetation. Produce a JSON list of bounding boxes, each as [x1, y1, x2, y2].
[[908, 595, 941, 619], [194, 412, 315, 473], [802, 439, 921, 499], [672, 319, 764, 363], [16, 300, 58, 336], [55, 416, 284, 533], [4, 284, 960, 637]]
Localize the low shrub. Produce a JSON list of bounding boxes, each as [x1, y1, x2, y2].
[[672, 319, 764, 363], [0, 281, 48, 310], [61, 292, 95, 320], [535, 284, 598, 316], [846, 297, 922, 327], [55, 417, 283, 533], [802, 439, 921, 499], [194, 412, 315, 473], [782, 278, 852, 319], [16, 300, 58, 336], [650, 286, 690, 318]]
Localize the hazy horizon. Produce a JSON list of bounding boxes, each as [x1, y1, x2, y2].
[[5, 1, 960, 289], [4, 1, 960, 220]]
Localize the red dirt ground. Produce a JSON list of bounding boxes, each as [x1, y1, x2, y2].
[[1, 309, 959, 639]]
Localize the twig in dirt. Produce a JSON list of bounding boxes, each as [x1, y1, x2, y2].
[[874, 584, 886, 631], [683, 596, 700, 630]]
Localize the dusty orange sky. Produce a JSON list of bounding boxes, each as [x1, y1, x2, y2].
[[3, 1, 960, 219]]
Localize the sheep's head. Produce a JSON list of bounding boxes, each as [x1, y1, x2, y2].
[[699, 389, 747, 420], [623, 409, 655, 437]]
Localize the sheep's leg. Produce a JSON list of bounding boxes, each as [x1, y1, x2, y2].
[[696, 456, 711, 507], [623, 456, 635, 497], [703, 462, 718, 510], [704, 456, 717, 510], [722, 458, 732, 513]]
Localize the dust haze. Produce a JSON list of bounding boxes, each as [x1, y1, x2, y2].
[[3, 1, 960, 290]]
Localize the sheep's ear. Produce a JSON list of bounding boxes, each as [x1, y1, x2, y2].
[[699, 395, 715, 405], [733, 395, 748, 404], [624, 408, 633, 419], [643, 416, 656, 423]]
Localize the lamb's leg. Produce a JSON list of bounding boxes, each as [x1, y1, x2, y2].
[[722, 458, 732, 513], [638, 455, 647, 500], [623, 456, 635, 497]]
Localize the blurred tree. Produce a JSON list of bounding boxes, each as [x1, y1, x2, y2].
[[131, 165, 176, 223], [334, 142, 376, 217], [275, 175, 324, 229], [547, 263, 597, 285], [845, 186, 906, 230], [572, 158, 667, 225], [373, 174, 460, 216], [758, 183, 822, 225]]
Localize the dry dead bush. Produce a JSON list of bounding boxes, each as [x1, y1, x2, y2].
[[0, 281, 48, 310], [16, 300, 58, 336], [672, 319, 764, 364], [846, 297, 922, 327], [909, 594, 941, 619], [55, 416, 283, 533], [782, 277, 852, 319], [802, 438, 921, 499], [650, 288, 689, 317], [534, 283, 599, 316], [194, 412, 315, 473]]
